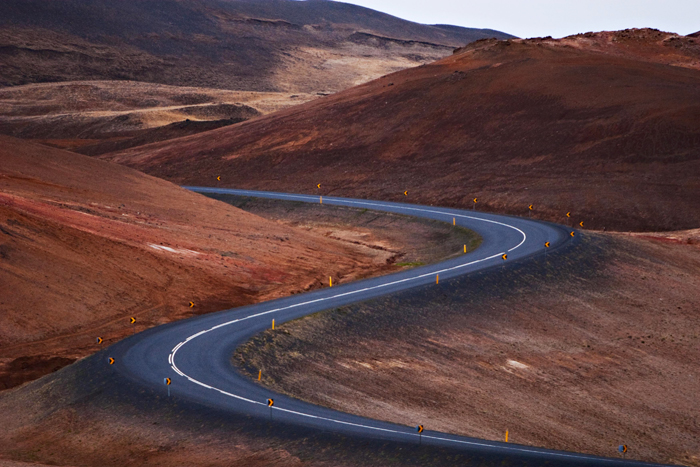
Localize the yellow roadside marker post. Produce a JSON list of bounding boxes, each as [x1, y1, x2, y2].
[[258, 370, 262, 381], [272, 319, 275, 330], [463, 245, 467, 254], [416, 425, 424, 445], [320, 196, 322, 204], [329, 276, 333, 287], [436, 274, 439, 284], [453, 217, 456, 226], [505, 430, 509, 442]]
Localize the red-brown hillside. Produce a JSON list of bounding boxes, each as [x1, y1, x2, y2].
[[0, 136, 384, 389], [106, 29, 700, 232]]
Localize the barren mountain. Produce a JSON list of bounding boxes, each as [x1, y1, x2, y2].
[[0, 0, 511, 158], [107, 29, 700, 232], [0, 0, 512, 92], [0, 135, 396, 390]]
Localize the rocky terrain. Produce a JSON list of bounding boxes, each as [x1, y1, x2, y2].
[[107, 29, 700, 232]]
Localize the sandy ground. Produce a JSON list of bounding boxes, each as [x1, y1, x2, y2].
[[236, 232, 700, 466]]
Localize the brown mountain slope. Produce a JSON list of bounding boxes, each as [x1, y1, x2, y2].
[[0, 0, 512, 92], [0, 135, 389, 389], [106, 29, 700, 232]]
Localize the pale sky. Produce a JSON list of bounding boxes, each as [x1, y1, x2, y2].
[[338, 0, 699, 38]]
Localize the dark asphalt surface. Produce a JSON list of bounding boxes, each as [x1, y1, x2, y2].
[[108, 188, 667, 466]]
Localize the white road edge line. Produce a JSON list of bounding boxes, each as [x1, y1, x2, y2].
[[167, 191, 633, 464]]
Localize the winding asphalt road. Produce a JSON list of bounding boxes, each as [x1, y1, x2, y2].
[[110, 188, 665, 466]]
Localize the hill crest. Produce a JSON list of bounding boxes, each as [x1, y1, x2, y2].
[[103, 29, 700, 232]]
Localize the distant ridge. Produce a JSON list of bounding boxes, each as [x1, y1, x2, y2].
[[0, 0, 513, 91]]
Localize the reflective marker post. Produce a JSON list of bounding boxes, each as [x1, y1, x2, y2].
[[618, 445, 628, 459], [267, 398, 274, 421], [416, 425, 424, 445]]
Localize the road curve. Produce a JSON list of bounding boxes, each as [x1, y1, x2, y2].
[[109, 188, 664, 466]]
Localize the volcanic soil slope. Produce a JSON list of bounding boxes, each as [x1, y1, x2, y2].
[[235, 231, 700, 466], [0, 135, 398, 390], [108, 29, 700, 232]]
